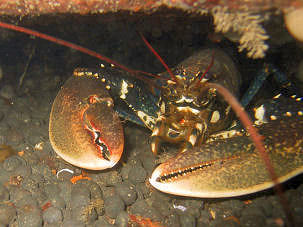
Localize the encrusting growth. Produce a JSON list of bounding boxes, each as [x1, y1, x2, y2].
[[211, 6, 269, 59]]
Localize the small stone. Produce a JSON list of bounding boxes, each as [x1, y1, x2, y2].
[[61, 219, 85, 227], [115, 211, 129, 227], [71, 203, 98, 224], [0, 204, 16, 225], [164, 213, 181, 226], [128, 164, 147, 184], [44, 184, 61, 198], [13, 164, 32, 178], [0, 185, 9, 201], [43, 206, 63, 224], [16, 205, 42, 227], [93, 216, 112, 227], [0, 111, 4, 122], [2, 156, 23, 172], [115, 181, 137, 206], [0, 84, 15, 99], [70, 183, 91, 210], [21, 176, 40, 192], [179, 214, 196, 227], [239, 214, 266, 227], [104, 195, 125, 219], [129, 199, 162, 222], [48, 195, 66, 209], [7, 128, 24, 146]]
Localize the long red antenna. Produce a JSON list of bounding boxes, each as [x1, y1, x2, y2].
[[203, 83, 294, 226], [198, 52, 214, 83], [0, 21, 162, 81], [0, 22, 134, 72], [139, 32, 177, 82]]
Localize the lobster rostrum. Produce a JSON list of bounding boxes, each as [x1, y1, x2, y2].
[[1, 21, 303, 202]]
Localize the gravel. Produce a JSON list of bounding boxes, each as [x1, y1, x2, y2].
[[0, 13, 302, 227]]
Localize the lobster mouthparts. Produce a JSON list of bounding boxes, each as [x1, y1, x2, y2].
[[49, 73, 124, 170]]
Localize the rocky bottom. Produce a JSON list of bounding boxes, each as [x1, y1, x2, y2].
[[0, 63, 302, 227]]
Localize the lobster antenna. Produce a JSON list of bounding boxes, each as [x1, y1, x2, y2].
[[0, 21, 161, 80], [139, 32, 177, 82], [203, 83, 294, 226], [192, 52, 215, 88], [198, 52, 214, 83]]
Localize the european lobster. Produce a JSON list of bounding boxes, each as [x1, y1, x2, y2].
[[0, 18, 302, 226]]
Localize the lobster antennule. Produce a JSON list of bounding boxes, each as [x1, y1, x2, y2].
[[139, 32, 177, 82]]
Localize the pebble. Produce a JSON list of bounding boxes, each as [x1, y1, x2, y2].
[[21, 175, 40, 192], [71, 201, 98, 224], [70, 183, 91, 210], [6, 128, 25, 146], [13, 164, 32, 178], [128, 163, 147, 184], [16, 205, 42, 227], [93, 216, 113, 227], [115, 211, 129, 227], [164, 213, 181, 227], [0, 124, 9, 144], [0, 111, 4, 122], [115, 181, 137, 205], [239, 214, 266, 227], [0, 204, 16, 225], [2, 155, 23, 172], [48, 194, 66, 209], [104, 195, 125, 219], [179, 214, 196, 227], [42, 206, 63, 224], [129, 199, 162, 222], [58, 181, 73, 204], [61, 219, 85, 227], [0, 84, 15, 99], [44, 183, 61, 198], [0, 185, 9, 201]]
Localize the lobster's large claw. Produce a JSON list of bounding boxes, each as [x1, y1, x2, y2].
[[49, 73, 124, 170], [150, 114, 303, 198]]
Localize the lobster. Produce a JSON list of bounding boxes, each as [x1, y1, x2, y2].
[[0, 19, 302, 226]]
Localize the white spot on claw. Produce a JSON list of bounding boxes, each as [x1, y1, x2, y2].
[[196, 123, 203, 132], [254, 105, 267, 125], [189, 134, 197, 146], [120, 80, 129, 100], [270, 115, 277, 120], [285, 112, 292, 117], [273, 93, 281, 99], [210, 110, 220, 123]]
